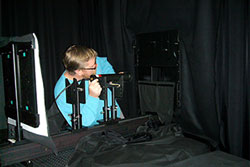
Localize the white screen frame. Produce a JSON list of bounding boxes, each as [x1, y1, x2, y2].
[[7, 33, 49, 137]]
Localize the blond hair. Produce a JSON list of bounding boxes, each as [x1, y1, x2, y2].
[[63, 45, 97, 74]]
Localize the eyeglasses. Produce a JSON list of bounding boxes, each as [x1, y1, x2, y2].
[[81, 64, 97, 70]]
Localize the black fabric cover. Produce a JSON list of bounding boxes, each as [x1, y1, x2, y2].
[[138, 81, 175, 124], [47, 102, 70, 135], [67, 124, 210, 167], [168, 151, 250, 167], [67, 127, 249, 167]]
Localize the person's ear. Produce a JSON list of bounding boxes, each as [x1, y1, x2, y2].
[[74, 69, 82, 75]]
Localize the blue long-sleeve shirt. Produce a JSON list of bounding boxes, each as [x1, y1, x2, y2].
[[54, 57, 121, 127]]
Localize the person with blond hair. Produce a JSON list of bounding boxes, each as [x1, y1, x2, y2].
[[54, 45, 124, 127]]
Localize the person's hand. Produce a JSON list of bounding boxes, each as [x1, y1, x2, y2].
[[88, 79, 102, 98]]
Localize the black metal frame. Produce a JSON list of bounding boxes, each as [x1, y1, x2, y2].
[[65, 78, 85, 130], [1, 41, 40, 142], [98, 77, 120, 124]]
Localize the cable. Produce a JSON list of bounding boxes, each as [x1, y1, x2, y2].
[[54, 83, 72, 101]]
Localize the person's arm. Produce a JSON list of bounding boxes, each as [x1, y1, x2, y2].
[[80, 95, 101, 126], [80, 79, 102, 126]]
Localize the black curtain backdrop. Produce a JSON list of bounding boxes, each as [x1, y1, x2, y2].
[[215, 0, 250, 159], [1, 0, 111, 108], [99, 0, 137, 117], [1, 0, 249, 160]]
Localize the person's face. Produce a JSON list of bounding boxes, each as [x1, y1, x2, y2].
[[77, 57, 97, 79]]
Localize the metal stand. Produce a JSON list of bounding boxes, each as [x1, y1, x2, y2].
[[89, 73, 131, 125], [111, 87, 117, 120], [102, 77, 110, 122], [12, 43, 23, 141], [98, 82, 120, 125], [66, 78, 85, 130]]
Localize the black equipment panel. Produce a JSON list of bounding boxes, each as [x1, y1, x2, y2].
[[136, 30, 179, 68], [1, 44, 16, 120], [134, 30, 181, 114], [0, 42, 39, 127]]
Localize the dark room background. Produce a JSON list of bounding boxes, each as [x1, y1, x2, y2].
[[0, 0, 249, 160]]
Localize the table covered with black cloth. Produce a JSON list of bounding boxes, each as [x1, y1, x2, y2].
[[67, 123, 211, 167]]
